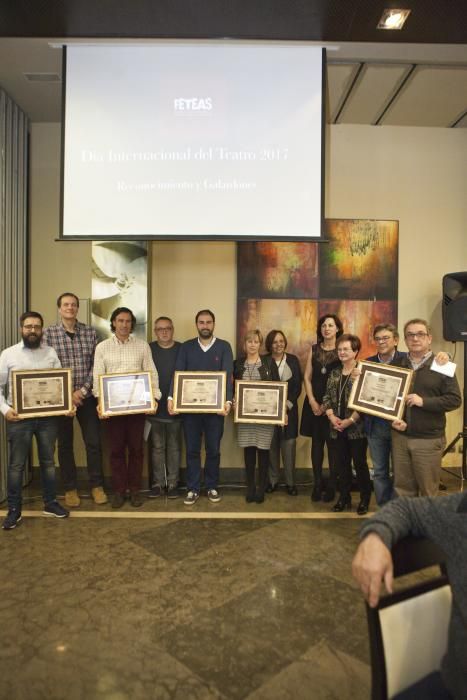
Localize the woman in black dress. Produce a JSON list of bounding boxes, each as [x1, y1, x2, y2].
[[300, 314, 343, 501]]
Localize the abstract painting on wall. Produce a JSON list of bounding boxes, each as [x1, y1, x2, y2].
[[237, 220, 398, 368], [91, 241, 148, 341], [319, 219, 398, 299]]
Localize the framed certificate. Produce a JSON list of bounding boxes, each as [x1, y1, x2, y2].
[[348, 361, 413, 421], [99, 371, 155, 416], [234, 380, 288, 425], [12, 368, 73, 418], [172, 371, 226, 413]]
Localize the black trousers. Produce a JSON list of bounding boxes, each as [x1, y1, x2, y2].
[[244, 447, 269, 499], [334, 433, 371, 500], [57, 396, 104, 490]]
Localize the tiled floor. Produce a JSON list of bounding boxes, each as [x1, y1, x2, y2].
[[0, 469, 463, 700]]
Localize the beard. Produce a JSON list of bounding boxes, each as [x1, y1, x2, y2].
[[199, 328, 213, 339], [22, 334, 42, 349]]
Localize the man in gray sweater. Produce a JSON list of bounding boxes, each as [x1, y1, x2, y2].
[[352, 493, 467, 699]]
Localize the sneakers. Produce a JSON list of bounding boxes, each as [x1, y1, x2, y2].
[[43, 501, 70, 518], [148, 485, 162, 498], [184, 490, 199, 506], [65, 489, 81, 507], [130, 492, 144, 508], [2, 509, 22, 530], [111, 493, 125, 509], [207, 489, 222, 503], [91, 487, 108, 505], [167, 485, 179, 499]]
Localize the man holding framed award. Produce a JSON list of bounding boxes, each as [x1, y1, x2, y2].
[[168, 309, 233, 505], [391, 319, 461, 498], [93, 307, 161, 508], [0, 311, 71, 529]]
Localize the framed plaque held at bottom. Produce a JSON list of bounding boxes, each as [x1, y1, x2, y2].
[[99, 371, 155, 416], [234, 380, 288, 425], [348, 360, 413, 421], [172, 371, 227, 413], [12, 368, 73, 418]]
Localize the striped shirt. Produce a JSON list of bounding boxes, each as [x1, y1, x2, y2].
[[43, 321, 98, 396], [0, 341, 61, 416], [92, 334, 161, 399]]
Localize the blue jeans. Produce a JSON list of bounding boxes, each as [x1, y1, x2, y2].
[[7, 417, 58, 510], [367, 419, 395, 506], [183, 414, 224, 492]]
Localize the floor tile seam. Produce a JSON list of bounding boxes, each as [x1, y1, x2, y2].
[[2, 510, 372, 520]]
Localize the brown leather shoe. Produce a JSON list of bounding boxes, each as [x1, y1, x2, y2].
[[91, 487, 108, 505], [65, 489, 80, 507]]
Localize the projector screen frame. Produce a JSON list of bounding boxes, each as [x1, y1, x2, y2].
[[59, 41, 327, 242]]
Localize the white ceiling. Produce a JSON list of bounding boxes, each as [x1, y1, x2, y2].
[[1, 38, 466, 127]]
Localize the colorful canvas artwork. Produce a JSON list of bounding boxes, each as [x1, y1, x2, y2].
[[237, 241, 318, 299], [237, 220, 398, 368], [319, 219, 398, 299]]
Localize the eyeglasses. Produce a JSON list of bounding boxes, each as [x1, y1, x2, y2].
[[374, 336, 392, 343], [405, 331, 428, 339], [155, 327, 172, 332], [23, 324, 42, 331]]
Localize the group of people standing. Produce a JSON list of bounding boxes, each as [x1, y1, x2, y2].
[[0, 296, 462, 530]]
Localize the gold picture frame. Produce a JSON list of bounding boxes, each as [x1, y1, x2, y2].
[[99, 371, 155, 416], [12, 368, 73, 418], [172, 371, 227, 413], [348, 360, 413, 421], [234, 380, 288, 425]]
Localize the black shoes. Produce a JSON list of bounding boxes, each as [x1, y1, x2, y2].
[[287, 486, 298, 496], [322, 487, 335, 503], [332, 497, 351, 512], [357, 498, 370, 516], [111, 493, 125, 509], [311, 487, 322, 502], [265, 483, 278, 493]]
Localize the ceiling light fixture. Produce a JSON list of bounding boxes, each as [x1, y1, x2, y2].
[[377, 9, 411, 30]]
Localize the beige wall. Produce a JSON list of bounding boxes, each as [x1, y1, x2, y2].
[[29, 122, 466, 471]]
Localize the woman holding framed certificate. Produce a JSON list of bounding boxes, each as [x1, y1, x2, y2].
[[233, 330, 280, 504], [322, 334, 372, 515]]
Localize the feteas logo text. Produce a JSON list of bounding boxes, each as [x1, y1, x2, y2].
[[174, 98, 213, 111]]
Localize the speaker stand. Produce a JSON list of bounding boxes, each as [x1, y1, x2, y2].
[[442, 342, 467, 482]]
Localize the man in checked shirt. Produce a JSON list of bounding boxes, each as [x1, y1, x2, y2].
[[44, 293, 107, 507]]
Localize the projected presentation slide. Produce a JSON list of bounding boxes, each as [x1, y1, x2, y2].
[[62, 42, 324, 240]]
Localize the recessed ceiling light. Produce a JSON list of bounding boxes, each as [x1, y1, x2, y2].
[[377, 9, 411, 30]]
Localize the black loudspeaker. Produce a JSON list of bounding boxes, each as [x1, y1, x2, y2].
[[442, 272, 467, 341]]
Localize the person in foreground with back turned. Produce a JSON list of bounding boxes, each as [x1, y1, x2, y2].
[[322, 333, 372, 515], [352, 492, 467, 699], [234, 329, 280, 504]]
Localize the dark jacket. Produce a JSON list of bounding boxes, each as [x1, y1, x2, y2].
[[233, 354, 279, 382], [264, 352, 302, 439], [392, 353, 461, 439]]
